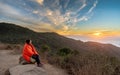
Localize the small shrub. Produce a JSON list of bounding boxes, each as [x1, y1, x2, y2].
[[57, 48, 72, 56], [41, 44, 50, 53]]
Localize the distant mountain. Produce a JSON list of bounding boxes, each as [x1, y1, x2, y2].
[[84, 41, 120, 58], [0, 22, 120, 58]]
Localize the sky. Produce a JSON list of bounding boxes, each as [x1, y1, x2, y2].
[[0, 0, 120, 47]]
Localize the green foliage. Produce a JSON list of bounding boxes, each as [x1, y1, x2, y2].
[[112, 66, 120, 75], [57, 48, 72, 56], [71, 50, 80, 56], [41, 44, 50, 53], [1, 23, 120, 75], [48, 48, 120, 75]]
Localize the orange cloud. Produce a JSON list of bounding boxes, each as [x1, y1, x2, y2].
[[36, 0, 44, 5]]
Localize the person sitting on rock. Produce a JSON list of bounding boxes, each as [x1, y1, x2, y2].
[[22, 39, 42, 67]]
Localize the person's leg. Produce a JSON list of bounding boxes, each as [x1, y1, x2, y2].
[[32, 54, 42, 66], [35, 55, 40, 65]]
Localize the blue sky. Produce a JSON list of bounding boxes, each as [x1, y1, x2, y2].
[[0, 0, 120, 46], [0, 0, 99, 32], [77, 0, 120, 31]]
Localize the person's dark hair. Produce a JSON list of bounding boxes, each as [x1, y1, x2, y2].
[[26, 39, 31, 44]]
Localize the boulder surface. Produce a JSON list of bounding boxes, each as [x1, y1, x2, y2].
[[9, 64, 47, 75]]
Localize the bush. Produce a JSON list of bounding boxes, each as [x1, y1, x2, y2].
[[41, 44, 50, 53], [47, 48, 120, 75], [57, 48, 72, 56]]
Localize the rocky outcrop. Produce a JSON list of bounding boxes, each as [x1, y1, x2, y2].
[[9, 64, 47, 75], [19, 56, 35, 65]]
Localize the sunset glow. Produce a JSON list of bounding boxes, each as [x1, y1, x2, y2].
[[0, 0, 120, 46], [93, 32, 102, 36]]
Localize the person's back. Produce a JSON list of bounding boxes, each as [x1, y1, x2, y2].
[[22, 39, 42, 67]]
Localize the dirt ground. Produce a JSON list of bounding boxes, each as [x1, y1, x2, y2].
[[0, 50, 67, 75]]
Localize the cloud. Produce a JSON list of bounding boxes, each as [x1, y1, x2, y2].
[[33, 10, 39, 14], [78, 16, 88, 22], [66, 35, 120, 47], [75, 0, 86, 14], [87, 0, 98, 14], [84, 30, 117, 38], [47, 10, 53, 16], [0, 2, 21, 16], [36, 0, 44, 5], [30, 23, 54, 32], [62, 25, 69, 31], [0, 2, 42, 26], [64, 0, 70, 9], [0, 0, 99, 35]]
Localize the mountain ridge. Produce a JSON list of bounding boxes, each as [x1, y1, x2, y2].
[[1, 22, 120, 75], [0, 22, 120, 58]]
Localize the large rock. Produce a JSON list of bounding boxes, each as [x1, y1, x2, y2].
[[9, 64, 47, 75], [19, 56, 36, 65]]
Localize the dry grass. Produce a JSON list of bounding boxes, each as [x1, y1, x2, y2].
[[45, 48, 120, 75], [0, 43, 23, 54]]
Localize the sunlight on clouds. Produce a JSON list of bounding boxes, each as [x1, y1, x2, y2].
[[31, 23, 54, 32], [30, 23, 69, 34], [47, 10, 53, 16], [59, 25, 69, 31], [46, 10, 66, 26], [33, 0, 98, 34], [65, 29, 120, 39], [0, 0, 99, 35], [36, 0, 44, 5], [33, 10, 39, 14], [1, 0, 120, 47], [30, 0, 98, 34], [92, 32, 102, 37], [63, 25, 69, 31], [83, 30, 120, 39]]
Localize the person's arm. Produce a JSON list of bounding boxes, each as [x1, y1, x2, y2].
[[25, 46, 34, 56], [30, 44, 39, 55]]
